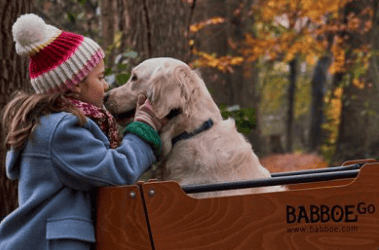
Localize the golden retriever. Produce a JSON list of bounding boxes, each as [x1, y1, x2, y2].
[[104, 57, 285, 197]]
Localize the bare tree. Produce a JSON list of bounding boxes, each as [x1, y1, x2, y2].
[[101, 0, 116, 67], [116, 0, 128, 56], [333, 0, 379, 163], [169, 0, 265, 154], [309, 56, 331, 152], [286, 57, 298, 152], [0, 0, 34, 219], [120, 0, 192, 62]]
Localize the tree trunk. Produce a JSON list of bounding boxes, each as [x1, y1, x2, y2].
[[286, 57, 298, 152], [333, 77, 375, 163], [101, 0, 116, 67], [0, 0, 33, 220], [185, 0, 265, 154], [309, 56, 331, 152], [117, 0, 128, 56], [122, 0, 191, 62], [365, 0, 379, 158], [191, 0, 231, 105], [226, 0, 264, 155], [332, 0, 379, 163]]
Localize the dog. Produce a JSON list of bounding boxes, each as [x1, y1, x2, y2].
[[104, 57, 285, 197]]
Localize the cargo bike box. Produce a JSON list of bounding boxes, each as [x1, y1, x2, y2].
[[96, 159, 379, 250]]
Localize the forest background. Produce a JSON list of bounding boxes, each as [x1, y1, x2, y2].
[[2, 0, 379, 218]]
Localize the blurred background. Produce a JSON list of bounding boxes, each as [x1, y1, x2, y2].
[[1, 0, 379, 217]]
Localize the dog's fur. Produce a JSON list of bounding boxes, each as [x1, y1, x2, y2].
[[105, 57, 285, 197]]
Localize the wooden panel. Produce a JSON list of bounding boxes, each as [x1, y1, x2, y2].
[[96, 185, 152, 250], [342, 159, 376, 166], [141, 163, 379, 250], [288, 178, 354, 191]]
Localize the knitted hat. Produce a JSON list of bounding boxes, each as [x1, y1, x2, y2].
[[12, 13, 105, 94]]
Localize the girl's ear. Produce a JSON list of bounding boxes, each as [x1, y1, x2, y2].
[[69, 84, 81, 99], [72, 84, 81, 94], [71, 84, 82, 96]]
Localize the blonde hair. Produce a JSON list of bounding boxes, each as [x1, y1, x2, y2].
[[1, 91, 86, 150]]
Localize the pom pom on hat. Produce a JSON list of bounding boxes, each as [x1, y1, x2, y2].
[[12, 13, 61, 56], [12, 13, 104, 94]]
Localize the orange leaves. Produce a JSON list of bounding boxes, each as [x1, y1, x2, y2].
[[364, 20, 373, 33], [259, 0, 285, 22], [305, 52, 317, 65], [243, 33, 271, 62], [189, 16, 243, 72], [189, 16, 242, 72], [321, 87, 343, 157], [256, 0, 352, 23], [244, 0, 375, 76], [325, 87, 343, 133], [330, 37, 346, 74], [302, 0, 351, 20], [347, 16, 361, 31], [190, 49, 243, 73], [189, 17, 225, 33], [346, 9, 373, 34], [243, 32, 320, 65], [352, 79, 365, 89], [330, 39, 371, 75], [189, 0, 373, 77], [246, 0, 338, 67]]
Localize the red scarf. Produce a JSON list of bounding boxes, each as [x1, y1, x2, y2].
[[69, 99, 122, 149]]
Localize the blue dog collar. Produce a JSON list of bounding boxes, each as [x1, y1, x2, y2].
[[171, 119, 214, 146]]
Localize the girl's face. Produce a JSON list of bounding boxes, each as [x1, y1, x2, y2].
[[77, 60, 109, 108]]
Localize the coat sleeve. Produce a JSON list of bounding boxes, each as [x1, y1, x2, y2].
[[50, 114, 157, 191]]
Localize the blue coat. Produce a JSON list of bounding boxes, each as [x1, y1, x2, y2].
[[0, 112, 157, 250]]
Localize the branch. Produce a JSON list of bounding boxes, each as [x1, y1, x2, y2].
[[184, 0, 197, 63], [187, 0, 197, 33]]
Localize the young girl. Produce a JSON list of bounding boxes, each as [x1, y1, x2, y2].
[[0, 14, 163, 250]]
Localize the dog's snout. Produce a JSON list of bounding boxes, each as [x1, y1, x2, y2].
[[103, 92, 110, 104]]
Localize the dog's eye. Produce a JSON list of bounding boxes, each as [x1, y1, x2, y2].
[[131, 75, 138, 81]]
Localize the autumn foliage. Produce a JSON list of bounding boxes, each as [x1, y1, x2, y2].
[[189, 17, 244, 72], [189, 0, 377, 161], [189, 0, 373, 78]]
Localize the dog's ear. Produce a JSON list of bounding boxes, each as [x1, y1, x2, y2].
[[148, 66, 198, 119]]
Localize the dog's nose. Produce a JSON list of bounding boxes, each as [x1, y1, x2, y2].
[[103, 93, 110, 104]]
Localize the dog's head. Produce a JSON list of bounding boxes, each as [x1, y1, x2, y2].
[[104, 57, 200, 125]]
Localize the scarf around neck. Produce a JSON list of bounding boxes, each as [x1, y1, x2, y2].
[[69, 99, 122, 149]]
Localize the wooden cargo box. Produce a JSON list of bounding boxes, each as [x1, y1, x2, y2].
[[96, 160, 379, 250]]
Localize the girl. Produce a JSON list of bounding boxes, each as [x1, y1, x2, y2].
[[0, 14, 163, 250]]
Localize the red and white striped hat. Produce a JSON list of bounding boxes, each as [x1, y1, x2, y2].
[[12, 13, 104, 94]]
